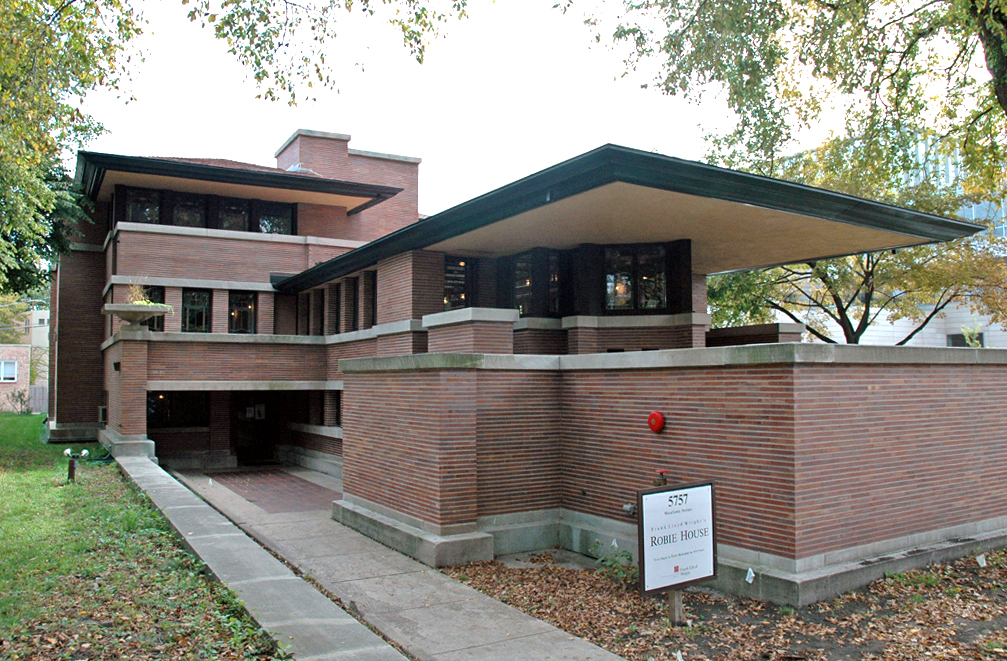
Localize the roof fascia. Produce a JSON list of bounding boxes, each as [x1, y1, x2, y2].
[[274, 145, 983, 293], [76, 151, 402, 214]]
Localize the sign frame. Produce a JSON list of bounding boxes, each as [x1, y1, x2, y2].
[[637, 480, 718, 597]]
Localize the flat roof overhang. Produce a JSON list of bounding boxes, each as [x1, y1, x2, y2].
[[276, 144, 982, 293], [76, 152, 402, 215]]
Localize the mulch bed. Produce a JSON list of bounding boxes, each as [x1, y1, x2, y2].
[[442, 550, 1007, 660]]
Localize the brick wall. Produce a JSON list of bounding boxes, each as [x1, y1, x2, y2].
[[792, 363, 1007, 558], [428, 322, 514, 354], [0, 345, 32, 410], [514, 329, 567, 355], [326, 339, 377, 381], [289, 429, 343, 456], [147, 342, 327, 382], [258, 293, 275, 334], [375, 251, 443, 324], [376, 331, 427, 357], [51, 251, 106, 427], [343, 370, 479, 527]]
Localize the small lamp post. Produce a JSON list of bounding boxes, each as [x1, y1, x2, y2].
[[63, 448, 89, 482]]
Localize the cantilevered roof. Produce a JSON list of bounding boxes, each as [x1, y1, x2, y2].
[[76, 152, 402, 215], [275, 144, 982, 293]]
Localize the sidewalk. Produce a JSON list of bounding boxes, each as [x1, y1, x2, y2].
[[116, 457, 405, 661], [174, 465, 624, 661]]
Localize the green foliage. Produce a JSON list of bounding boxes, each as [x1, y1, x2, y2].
[[590, 540, 639, 588], [0, 414, 286, 658]]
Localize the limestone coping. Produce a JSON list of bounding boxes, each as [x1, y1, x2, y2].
[[109, 222, 368, 250], [340, 342, 1007, 373], [422, 307, 520, 328]]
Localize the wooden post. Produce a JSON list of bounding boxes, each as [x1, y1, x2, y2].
[[67, 458, 76, 483], [668, 590, 685, 626]]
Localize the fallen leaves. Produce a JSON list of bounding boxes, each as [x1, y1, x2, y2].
[[443, 550, 1007, 660]]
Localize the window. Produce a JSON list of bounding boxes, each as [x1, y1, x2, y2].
[[147, 391, 210, 428], [605, 245, 667, 312], [258, 202, 293, 234], [116, 186, 294, 235], [347, 278, 359, 331], [142, 286, 165, 332], [125, 188, 160, 224], [39, 318, 47, 326], [444, 256, 472, 311], [219, 198, 250, 231], [948, 333, 984, 347], [182, 289, 211, 332], [0, 361, 16, 382], [514, 254, 534, 316], [172, 193, 207, 227], [229, 291, 256, 334]]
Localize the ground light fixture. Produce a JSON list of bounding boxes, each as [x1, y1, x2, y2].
[[63, 447, 89, 482]]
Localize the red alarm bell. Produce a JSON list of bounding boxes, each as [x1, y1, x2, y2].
[[648, 411, 665, 433]]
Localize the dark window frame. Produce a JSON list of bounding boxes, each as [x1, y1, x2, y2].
[[114, 185, 297, 236], [444, 256, 476, 312], [181, 288, 212, 333], [228, 291, 257, 334], [142, 286, 166, 332], [602, 243, 670, 315], [147, 391, 210, 429]]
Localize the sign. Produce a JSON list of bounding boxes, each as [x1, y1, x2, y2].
[[637, 481, 717, 595]]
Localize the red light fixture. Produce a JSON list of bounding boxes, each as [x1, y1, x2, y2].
[[648, 411, 665, 433]]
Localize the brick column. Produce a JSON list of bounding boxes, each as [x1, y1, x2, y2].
[[209, 392, 231, 455], [323, 390, 341, 426], [212, 289, 228, 333], [118, 337, 148, 436], [424, 308, 518, 354], [257, 292, 274, 334], [164, 287, 182, 333], [359, 272, 375, 330]]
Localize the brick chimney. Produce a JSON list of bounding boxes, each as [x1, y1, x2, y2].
[[274, 129, 352, 180]]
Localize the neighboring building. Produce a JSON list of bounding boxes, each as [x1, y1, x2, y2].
[[0, 344, 32, 411], [53, 130, 1007, 605], [19, 308, 51, 349]]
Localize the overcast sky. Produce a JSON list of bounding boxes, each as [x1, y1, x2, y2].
[[84, 0, 734, 215]]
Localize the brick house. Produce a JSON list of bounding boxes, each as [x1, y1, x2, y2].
[[53, 129, 1007, 604]]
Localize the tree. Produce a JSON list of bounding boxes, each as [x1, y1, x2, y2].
[[0, 295, 31, 344], [608, 0, 1007, 342], [706, 136, 1007, 344], [2, 0, 467, 294]]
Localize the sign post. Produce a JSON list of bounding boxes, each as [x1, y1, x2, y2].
[[637, 481, 717, 626]]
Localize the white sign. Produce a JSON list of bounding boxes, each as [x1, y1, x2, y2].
[[638, 481, 716, 594]]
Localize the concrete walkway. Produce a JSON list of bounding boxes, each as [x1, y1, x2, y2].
[[174, 465, 624, 661], [117, 457, 406, 661]]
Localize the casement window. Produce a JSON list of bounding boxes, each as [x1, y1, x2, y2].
[[0, 361, 16, 382], [140, 286, 165, 332], [172, 193, 207, 228], [115, 186, 296, 235], [229, 291, 256, 334], [257, 201, 293, 234], [125, 188, 160, 224], [604, 245, 667, 312], [181, 289, 211, 333], [503, 249, 563, 318], [147, 391, 210, 428], [444, 256, 475, 311]]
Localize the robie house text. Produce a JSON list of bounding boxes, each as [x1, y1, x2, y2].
[[650, 527, 711, 546]]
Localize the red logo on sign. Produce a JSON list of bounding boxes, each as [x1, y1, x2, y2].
[[674, 566, 680, 573]]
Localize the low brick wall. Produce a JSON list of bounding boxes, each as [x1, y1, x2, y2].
[[340, 346, 1007, 568]]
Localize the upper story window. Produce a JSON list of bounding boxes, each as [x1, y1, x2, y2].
[[258, 202, 293, 234], [125, 188, 160, 224], [182, 288, 211, 332], [142, 286, 165, 332], [229, 291, 256, 334], [115, 186, 296, 235], [604, 245, 667, 312], [444, 256, 473, 311], [173, 193, 207, 227]]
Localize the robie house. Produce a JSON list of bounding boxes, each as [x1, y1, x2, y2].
[[51, 129, 1007, 605]]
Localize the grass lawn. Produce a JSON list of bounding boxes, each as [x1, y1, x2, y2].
[[0, 414, 286, 660]]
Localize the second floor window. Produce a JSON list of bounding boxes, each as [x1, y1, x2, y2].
[[142, 286, 165, 332], [182, 289, 211, 332], [604, 245, 667, 312], [229, 292, 256, 334]]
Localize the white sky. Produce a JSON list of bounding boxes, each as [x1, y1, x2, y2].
[[83, 0, 734, 215]]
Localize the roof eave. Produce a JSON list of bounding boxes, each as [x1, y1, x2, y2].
[[75, 152, 403, 209]]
